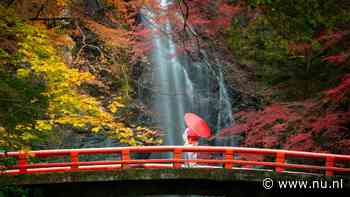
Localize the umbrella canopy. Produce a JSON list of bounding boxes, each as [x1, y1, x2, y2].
[[184, 113, 212, 138]]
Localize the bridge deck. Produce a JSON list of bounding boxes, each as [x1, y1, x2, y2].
[[1, 168, 350, 196]]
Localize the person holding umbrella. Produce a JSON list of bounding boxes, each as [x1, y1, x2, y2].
[[183, 113, 212, 167]]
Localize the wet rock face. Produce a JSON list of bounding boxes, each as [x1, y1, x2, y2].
[[227, 86, 262, 113], [185, 62, 222, 129], [136, 50, 235, 144], [36, 129, 121, 150], [84, 0, 104, 17], [56, 35, 75, 65]]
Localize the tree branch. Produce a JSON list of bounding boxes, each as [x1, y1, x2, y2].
[[73, 21, 104, 73], [34, 0, 48, 19], [29, 17, 72, 21]]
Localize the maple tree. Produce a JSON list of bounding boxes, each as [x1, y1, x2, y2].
[[1, 0, 350, 156], [220, 0, 350, 154], [0, 1, 162, 150], [228, 0, 349, 99], [128, 0, 350, 155], [132, 0, 240, 60], [221, 98, 350, 154]]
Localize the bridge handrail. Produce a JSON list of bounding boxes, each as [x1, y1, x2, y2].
[[1, 146, 350, 176]]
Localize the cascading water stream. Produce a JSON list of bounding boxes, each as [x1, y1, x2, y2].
[[147, 0, 194, 145], [141, 0, 234, 147]]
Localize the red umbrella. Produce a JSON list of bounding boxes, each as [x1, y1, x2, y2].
[[184, 113, 212, 138]]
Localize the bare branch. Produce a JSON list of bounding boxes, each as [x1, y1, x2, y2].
[[73, 21, 104, 73], [29, 17, 72, 21]]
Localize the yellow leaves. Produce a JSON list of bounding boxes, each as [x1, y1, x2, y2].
[[49, 93, 102, 117], [107, 125, 163, 146], [16, 68, 30, 78], [72, 122, 85, 128], [30, 98, 39, 104], [0, 11, 163, 148], [134, 126, 163, 145], [54, 115, 99, 129], [35, 120, 52, 132], [91, 127, 101, 133], [15, 124, 32, 131], [13, 122, 47, 142], [108, 96, 126, 113], [120, 127, 133, 135], [0, 127, 5, 134], [56, 0, 70, 7], [21, 132, 38, 141]]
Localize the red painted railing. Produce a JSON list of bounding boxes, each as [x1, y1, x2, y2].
[[1, 146, 350, 176]]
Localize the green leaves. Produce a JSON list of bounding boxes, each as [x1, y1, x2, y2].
[[0, 70, 48, 130], [0, 5, 162, 149], [228, 0, 350, 101]]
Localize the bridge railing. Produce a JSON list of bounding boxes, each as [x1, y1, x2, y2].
[[1, 146, 350, 176]]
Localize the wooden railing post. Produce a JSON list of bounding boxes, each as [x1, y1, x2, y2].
[[122, 149, 130, 169], [18, 151, 28, 174], [173, 148, 182, 168], [326, 156, 335, 176], [275, 152, 285, 173], [224, 149, 234, 169], [70, 151, 79, 171]]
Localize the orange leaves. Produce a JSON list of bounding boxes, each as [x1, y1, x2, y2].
[[217, 3, 240, 28], [84, 19, 131, 49], [14, 0, 68, 19], [48, 29, 75, 47], [219, 3, 240, 17], [105, 0, 142, 26], [288, 42, 311, 55], [188, 16, 211, 25]]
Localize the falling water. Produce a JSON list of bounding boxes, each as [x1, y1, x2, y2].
[[141, 0, 234, 146], [217, 68, 236, 146], [142, 0, 193, 145]]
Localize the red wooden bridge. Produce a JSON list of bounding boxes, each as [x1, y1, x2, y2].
[[1, 146, 350, 176]]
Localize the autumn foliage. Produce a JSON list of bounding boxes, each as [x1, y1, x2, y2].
[[0, 0, 163, 150], [132, 0, 240, 59], [221, 99, 350, 154], [1, 0, 350, 155], [221, 0, 350, 154]]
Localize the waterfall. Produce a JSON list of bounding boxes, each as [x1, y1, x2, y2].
[[141, 0, 234, 146], [217, 69, 236, 146]]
